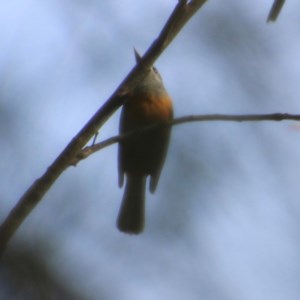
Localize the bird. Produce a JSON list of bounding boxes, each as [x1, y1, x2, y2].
[[117, 50, 173, 234]]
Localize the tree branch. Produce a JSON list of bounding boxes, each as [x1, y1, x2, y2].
[[0, 1, 207, 256], [267, 0, 285, 22], [72, 113, 300, 165]]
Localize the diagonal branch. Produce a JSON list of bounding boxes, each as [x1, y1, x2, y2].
[[72, 113, 300, 165], [0, 0, 207, 256], [267, 0, 286, 22]]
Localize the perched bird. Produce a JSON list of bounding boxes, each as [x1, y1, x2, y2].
[[117, 51, 173, 234]]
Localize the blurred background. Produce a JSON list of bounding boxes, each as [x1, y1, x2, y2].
[[1, 0, 300, 299]]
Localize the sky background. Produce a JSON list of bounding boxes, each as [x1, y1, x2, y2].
[[1, 1, 300, 299]]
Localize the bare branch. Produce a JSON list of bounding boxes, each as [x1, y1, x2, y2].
[[72, 113, 300, 165], [0, 1, 207, 256], [267, 0, 285, 22]]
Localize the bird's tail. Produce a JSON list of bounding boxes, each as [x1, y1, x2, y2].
[[117, 175, 146, 234]]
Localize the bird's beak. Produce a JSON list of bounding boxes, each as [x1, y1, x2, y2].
[[134, 48, 142, 63]]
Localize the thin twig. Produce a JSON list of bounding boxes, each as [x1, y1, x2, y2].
[[72, 113, 300, 165], [0, 1, 207, 256], [267, 0, 285, 22]]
